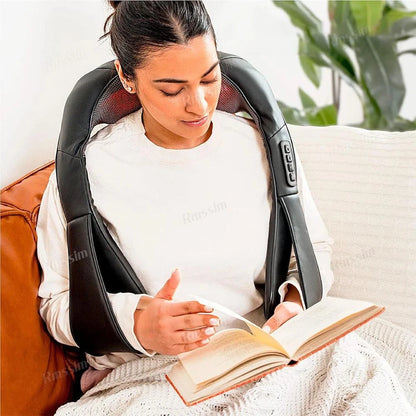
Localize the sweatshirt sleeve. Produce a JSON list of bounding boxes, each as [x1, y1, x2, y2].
[[36, 170, 154, 356], [276, 143, 335, 309]]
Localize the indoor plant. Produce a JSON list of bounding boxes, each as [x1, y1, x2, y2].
[[273, 0, 416, 130]]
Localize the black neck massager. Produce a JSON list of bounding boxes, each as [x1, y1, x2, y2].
[[56, 52, 323, 356]]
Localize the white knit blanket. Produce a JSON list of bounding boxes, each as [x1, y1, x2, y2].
[[55, 318, 415, 416]]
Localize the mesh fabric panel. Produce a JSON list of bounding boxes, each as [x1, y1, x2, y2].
[[90, 77, 141, 129]]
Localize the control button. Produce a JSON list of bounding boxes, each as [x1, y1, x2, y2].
[[280, 140, 296, 187]]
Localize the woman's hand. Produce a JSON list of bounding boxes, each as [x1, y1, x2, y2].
[[133, 269, 220, 355], [262, 285, 304, 333]]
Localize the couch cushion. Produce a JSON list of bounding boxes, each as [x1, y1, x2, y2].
[[1, 162, 83, 416], [290, 124, 416, 333]]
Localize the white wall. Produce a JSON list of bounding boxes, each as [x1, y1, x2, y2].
[[1, 0, 415, 188]]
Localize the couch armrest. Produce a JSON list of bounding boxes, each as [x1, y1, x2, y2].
[[1, 162, 84, 416], [289, 124, 416, 333]]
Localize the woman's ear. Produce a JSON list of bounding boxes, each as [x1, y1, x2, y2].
[[114, 59, 134, 94], [114, 59, 123, 79]]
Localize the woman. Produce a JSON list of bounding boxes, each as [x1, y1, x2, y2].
[[37, 0, 334, 401]]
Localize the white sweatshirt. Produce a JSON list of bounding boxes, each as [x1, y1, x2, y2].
[[37, 109, 334, 370]]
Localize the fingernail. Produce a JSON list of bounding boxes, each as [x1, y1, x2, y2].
[[201, 338, 210, 345], [205, 327, 215, 335], [204, 305, 214, 312], [263, 325, 271, 334], [209, 318, 220, 326]]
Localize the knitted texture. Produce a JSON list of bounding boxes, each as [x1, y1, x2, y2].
[[55, 318, 415, 415]]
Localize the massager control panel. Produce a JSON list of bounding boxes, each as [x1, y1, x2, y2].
[[280, 140, 296, 187]]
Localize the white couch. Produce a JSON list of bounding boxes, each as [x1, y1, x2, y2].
[[290, 124, 416, 334]]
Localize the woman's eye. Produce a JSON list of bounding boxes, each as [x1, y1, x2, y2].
[[201, 78, 218, 85], [161, 89, 182, 97], [160, 78, 218, 97]]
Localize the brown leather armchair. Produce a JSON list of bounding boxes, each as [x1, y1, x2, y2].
[[1, 162, 84, 416]]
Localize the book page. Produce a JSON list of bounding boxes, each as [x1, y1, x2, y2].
[[292, 306, 382, 361], [196, 355, 283, 390], [167, 357, 285, 405], [178, 328, 287, 386], [271, 296, 378, 357], [191, 295, 288, 353]]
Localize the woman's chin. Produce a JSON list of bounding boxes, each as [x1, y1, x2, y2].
[[176, 121, 212, 142]]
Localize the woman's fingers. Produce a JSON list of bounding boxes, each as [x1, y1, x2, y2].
[[169, 327, 218, 354], [166, 300, 213, 316], [262, 316, 279, 334], [173, 338, 213, 355], [150, 321, 217, 355], [154, 268, 181, 300], [169, 312, 220, 332], [163, 300, 220, 333], [168, 338, 212, 355], [134, 269, 222, 355], [262, 301, 303, 333], [174, 326, 216, 345]]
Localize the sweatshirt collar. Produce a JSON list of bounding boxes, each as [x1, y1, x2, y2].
[[130, 108, 221, 165]]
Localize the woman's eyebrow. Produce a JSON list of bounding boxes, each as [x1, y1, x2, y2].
[[152, 61, 219, 84]]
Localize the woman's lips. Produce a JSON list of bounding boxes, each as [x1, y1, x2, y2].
[[182, 115, 209, 127]]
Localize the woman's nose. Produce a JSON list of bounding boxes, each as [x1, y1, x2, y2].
[[185, 88, 208, 116]]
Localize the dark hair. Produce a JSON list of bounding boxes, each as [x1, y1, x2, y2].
[[100, 1, 217, 82]]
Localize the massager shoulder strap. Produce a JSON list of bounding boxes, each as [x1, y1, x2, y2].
[[56, 52, 322, 356]]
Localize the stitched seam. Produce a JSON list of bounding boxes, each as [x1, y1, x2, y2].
[[58, 149, 82, 160], [1, 161, 54, 193], [0, 210, 37, 244]]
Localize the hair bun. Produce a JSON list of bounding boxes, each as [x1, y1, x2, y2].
[[109, 1, 122, 10]]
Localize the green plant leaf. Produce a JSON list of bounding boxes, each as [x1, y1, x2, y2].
[[304, 29, 358, 89], [386, 1, 406, 10], [328, 34, 358, 82], [277, 100, 337, 127], [298, 88, 317, 109], [328, 0, 357, 42], [391, 16, 416, 40], [272, 0, 322, 32], [299, 35, 321, 87], [350, 1, 385, 35], [305, 104, 338, 126], [235, 111, 253, 120], [276, 100, 310, 125], [302, 37, 330, 67], [398, 48, 416, 56], [391, 116, 416, 131], [360, 75, 385, 129], [275, 1, 358, 88], [378, 8, 416, 34], [355, 36, 405, 125], [274, 0, 414, 131]]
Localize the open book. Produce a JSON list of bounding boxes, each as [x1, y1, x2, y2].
[[166, 296, 384, 406]]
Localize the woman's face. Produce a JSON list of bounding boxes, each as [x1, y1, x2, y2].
[[115, 34, 221, 148]]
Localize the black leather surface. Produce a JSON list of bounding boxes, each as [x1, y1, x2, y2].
[[67, 215, 139, 354], [56, 52, 323, 355], [281, 194, 323, 308]]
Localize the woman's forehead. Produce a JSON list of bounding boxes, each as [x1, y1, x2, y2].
[[135, 35, 218, 81]]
